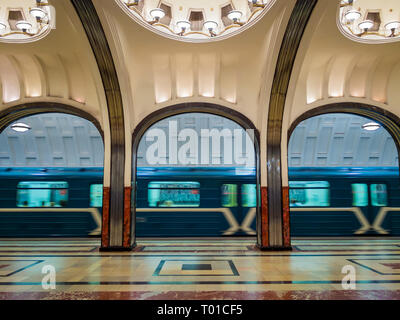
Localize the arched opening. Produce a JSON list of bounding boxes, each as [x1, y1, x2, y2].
[[0, 107, 104, 238], [288, 105, 400, 237], [131, 104, 260, 241]]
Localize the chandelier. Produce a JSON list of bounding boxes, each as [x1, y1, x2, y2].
[[117, 0, 275, 42], [339, 0, 400, 42], [0, 0, 54, 43]]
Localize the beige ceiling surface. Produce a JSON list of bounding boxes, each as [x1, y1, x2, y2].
[[286, 0, 400, 128], [0, 0, 399, 139], [94, 0, 294, 132], [0, 1, 107, 126]]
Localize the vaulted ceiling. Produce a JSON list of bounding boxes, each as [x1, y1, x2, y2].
[[0, 0, 400, 141]]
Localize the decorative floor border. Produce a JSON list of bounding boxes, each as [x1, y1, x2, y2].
[[0, 260, 43, 277]]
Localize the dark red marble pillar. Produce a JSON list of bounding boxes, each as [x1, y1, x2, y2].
[[123, 187, 132, 248], [258, 186, 292, 250], [282, 186, 291, 247], [260, 186, 269, 248], [101, 187, 110, 248]]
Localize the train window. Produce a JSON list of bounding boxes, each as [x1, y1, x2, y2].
[[148, 182, 200, 207], [90, 184, 103, 207], [242, 184, 257, 207], [17, 182, 68, 208], [221, 184, 238, 207], [289, 181, 330, 207], [352, 184, 368, 206], [370, 184, 388, 207]]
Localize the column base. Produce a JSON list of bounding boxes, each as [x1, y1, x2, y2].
[[256, 245, 292, 251], [99, 245, 136, 252]]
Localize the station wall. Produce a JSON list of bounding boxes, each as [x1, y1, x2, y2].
[[0, 113, 104, 167], [289, 113, 398, 167]]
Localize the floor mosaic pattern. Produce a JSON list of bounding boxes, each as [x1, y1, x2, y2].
[[0, 238, 399, 300]]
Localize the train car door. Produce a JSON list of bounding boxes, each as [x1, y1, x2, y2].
[[352, 183, 388, 234]]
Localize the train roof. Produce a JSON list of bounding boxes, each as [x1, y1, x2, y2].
[[0, 167, 257, 178], [0, 167, 104, 178], [0, 167, 397, 178], [288, 167, 399, 178]]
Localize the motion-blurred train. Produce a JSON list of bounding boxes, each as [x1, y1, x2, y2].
[[0, 166, 399, 237]]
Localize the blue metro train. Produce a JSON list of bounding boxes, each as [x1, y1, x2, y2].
[[0, 166, 399, 237]]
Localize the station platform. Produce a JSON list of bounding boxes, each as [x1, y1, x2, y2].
[[0, 238, 400, 300]]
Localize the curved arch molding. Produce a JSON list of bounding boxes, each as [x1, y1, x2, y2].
[[131, 103, 261, 246], [0, 102, 103, 138], [266, 0, 318, 249], [288, 103, 400, 169], [70, 0, 127, 250], [0, 102, 104, 138]]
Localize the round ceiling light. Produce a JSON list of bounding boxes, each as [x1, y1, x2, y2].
[[228, 10, 243, 23], [176, 20, 191, 32], [0, 22, 6, 30], [385, 21, 400, 31], [30, 7, 47, 19], [358, 20, 374, 31], [204, 21, 218, 31], [150, 8, 165, 20], [362, 122, 381, 131], [345, 10, 361, 21], [15, 20, 33, 31], [11, 123, 31, 133]]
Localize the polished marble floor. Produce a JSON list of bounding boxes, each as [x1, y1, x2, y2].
[[0, 237, 400, 300]]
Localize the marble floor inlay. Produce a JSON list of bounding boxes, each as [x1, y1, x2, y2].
[[0, 238, 399, 300]]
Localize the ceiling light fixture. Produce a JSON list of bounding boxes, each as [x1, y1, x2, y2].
[[176, 20, 191, 35], [30, 7, 47, 20], [228, 10, 244, 25], [385, 21, 400, 37], [16, 20, 33, 32], [358, 20, 374, 33], [11, 123, 31, 133], [362, 122, 381, 131], [204, 21, 218, 37], [149, 8, 165, 24], [345, 10, 361, 21]]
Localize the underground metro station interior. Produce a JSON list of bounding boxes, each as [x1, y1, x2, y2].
[[1, 0, 400, 303]]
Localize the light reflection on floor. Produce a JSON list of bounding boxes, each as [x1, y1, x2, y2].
[[0, 238, 399, 300]]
